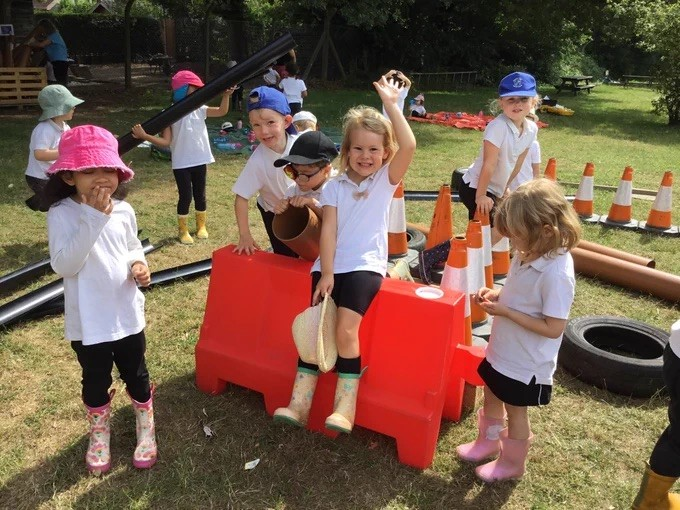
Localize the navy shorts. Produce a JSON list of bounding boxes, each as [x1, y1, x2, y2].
[[478, 358, 552, 407], [311, 270, 382, 316], [458, 179, 499, 227]]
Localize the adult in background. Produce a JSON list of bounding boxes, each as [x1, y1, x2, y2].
[[273, 49, 296, 80], [27, 19, 70, 87]]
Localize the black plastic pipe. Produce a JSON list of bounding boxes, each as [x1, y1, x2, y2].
[[0, 258, 52, 295], [0, 240, 155, 329], [404, 191, 462, 202], [117, 33, 296, 155]]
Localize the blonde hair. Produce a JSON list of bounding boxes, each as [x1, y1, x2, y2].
[[488, 94, 542, 116], [293, 119, 316, 132], [494, 178, 581, 258], [339, 106, 398, 173]]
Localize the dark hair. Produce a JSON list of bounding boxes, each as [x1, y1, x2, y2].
[[40, 172, 129, 210], [37, 19, 57, 35], [285, 62, 299, 76]]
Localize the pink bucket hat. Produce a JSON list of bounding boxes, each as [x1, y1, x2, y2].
[[46, 125, 134, 183], [171, 70, 205, 91]]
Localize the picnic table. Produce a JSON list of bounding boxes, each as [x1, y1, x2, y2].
[[555, 75, 596, 95]]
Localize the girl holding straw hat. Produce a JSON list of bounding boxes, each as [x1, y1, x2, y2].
[[273, 72, 416, 433]]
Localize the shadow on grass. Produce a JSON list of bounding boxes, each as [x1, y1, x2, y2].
[[0, 372, 522, 509]]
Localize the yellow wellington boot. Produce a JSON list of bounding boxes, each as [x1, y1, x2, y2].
[[633, 463, 680, 509], [195, 210, 209, 239], [177, 215, 194, 245], [325, 373, 361, 434], [273, 368, 319, 427]]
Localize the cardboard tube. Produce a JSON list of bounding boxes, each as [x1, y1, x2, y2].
[[577, 240, 655, 268], [272, 206, 321, 261], [572, 247, 680, 303]]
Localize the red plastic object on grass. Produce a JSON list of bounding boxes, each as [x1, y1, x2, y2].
[[195, 246, 469, 469]]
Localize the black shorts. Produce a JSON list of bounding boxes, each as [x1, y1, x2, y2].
[[458, 179, 499, 227], [478, 358, 552, 407], [311, 270, 382, 316]]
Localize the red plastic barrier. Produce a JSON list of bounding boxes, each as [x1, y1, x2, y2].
[[196, 246, 466, 468], [443, 344, 486, 421]]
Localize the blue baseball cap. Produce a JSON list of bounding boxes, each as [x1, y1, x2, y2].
[[247, 86, 290, 115], [498, 72, 537, 98]]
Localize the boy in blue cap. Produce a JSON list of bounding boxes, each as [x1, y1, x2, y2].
[[459, 71, 539, 245], [232, 86, 298, 256]]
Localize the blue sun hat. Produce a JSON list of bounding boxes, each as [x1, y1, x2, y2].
[[38, 84, 84, 121], [498, 72, 537, 98]]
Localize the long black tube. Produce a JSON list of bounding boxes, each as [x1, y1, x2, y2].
[[404, 191, 462, 202], [0, 258, 52, 295], [0, 240, 155, 329], [145, 258, 212, 287], [117, 33, 296, 155]]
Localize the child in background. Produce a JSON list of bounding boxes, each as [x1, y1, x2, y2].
[[459, 71, 539, 245], [226, 60, 243, 112], [41, 125, 156, 475], [273, 130, 338, 220], [273, 72, 416, 432], [263, 67, 280, 88], [292, 111, 318, 134], [456, 178, 581, 482], [382, 69, 410, 120], [278, 62, 307, 116], [132, 70, 233, 245], [232, 86, 298, 257], [633, 319, 680, 509], [25, 84, 83, 211], [409, 94, 427, 118]]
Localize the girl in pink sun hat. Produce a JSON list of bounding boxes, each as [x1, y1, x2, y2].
[[41, 125, 157, 475], [132, 69, 235, 244]]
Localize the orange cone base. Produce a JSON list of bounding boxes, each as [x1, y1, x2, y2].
[[638, 222, 679, 236], [599, 215, 639, 230]]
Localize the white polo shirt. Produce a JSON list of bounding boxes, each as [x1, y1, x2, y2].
[[232, 134, 297, 211], [311, 164, 398, 276], [170, 105, 215, 170], [26, 120, 69, 179], [509, 140, 541, 191], [485, 249, 576, 385], [463, 114, 538, 197], [279, 77, 307, 104]]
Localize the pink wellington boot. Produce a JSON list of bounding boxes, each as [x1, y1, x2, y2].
[[128, 385, 157, 469], [475, 429, 533, 482], [85, 389, 115, 475], [456, 408, 506, 462]]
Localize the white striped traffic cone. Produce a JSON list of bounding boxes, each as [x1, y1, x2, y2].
[[474, 210, 494, 289], [639, 171, 678, 235], [572, 163, 600, 223], [440, 235, 472, 346], [600, 166, 639, 229], [388, 180, 409, 259], [466, 220, 487, 326], [492, 236, 510, 279]]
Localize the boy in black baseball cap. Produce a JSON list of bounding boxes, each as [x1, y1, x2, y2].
[[273, 131, 338, 219]]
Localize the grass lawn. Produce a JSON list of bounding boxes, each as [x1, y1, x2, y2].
[[0, 79, 678, 509]]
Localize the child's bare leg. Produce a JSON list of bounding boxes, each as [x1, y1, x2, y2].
[[483, 385, 506, 420], [335, 307, 362, 358], [505, 404, 530, 440]]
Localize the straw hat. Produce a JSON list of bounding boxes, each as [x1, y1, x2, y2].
[[291, 294, 337, 373]]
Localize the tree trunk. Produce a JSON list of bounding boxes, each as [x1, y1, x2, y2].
[[204, 15, 210, 78], [124, 0, 136, 89]]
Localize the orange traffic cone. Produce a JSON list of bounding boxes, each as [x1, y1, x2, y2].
[[466, 220, 487, 326], [543, 158, 557, 181], [474, 210, 494, 289], [388, 181, 409, 259], [426, 184, 453, 249], [640, 171, 678, 235], [600, 166, 639, 229], [440, 236, 472, 346], [492, 236, 510, 279], [572, 162, 600, 223]]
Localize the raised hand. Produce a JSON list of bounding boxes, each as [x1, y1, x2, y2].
[[82, 186, 113, 215]]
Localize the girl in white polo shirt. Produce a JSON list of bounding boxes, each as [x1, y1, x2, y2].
[[460, 71, 539, 246], [273, 72, 416, 433], [456, 179, 581, 482], [132, 70, 234, 245]]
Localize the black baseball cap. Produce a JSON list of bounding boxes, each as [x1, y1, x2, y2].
[[274, 131, 339, 167]]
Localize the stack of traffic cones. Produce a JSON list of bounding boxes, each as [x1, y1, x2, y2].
[[572, 162, 600, 223], [543, 158, 557, 181], [600, 166, 639, 229], [426, 184, 453, 249], [466, 220, 487, 326], [387, 181, 409, 259], [640, 171, 678, 235], [474, 210, 494, 289], [440, 236, 472, 346]]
